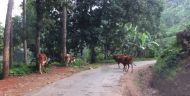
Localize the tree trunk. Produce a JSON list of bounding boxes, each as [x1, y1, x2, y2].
[[104, 38, 109, 60], [23, 0, 28, 64], [80, 48, 83, 57], [3, 0, 14, 79], [35, 0, 43, 69], [10, 22, 13, 68], [90, 45, 96, 63], [61, 1, 67, 66], [104, 44, 108, 59]]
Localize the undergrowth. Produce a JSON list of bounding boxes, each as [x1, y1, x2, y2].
[[72, 58, 87, 67], [10, 63, 52, 76], [10, 64, 36, 76], [154, 43, 182, 78]]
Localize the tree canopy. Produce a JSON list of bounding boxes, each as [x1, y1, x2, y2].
[[10, 0, 163, 64]]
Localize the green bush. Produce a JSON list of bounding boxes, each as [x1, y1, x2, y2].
[[50, 61, 60, 65], [97, 53, 104, 62], [49, 61, 61, 67], [72, 58, 87, 67], [10, 64, 36, 76], [82, 48, 91, 63], [154, 43, 181, 78]]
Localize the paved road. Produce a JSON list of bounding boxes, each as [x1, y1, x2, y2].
[[25, 60, 156, 96]]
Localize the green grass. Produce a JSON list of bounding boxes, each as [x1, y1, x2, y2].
[[0, 58, 107, 77], [10, 64, 36, 76], [134, 57, 155, 61], [97, 59, 115, 64], [72, 58, 87, 67]]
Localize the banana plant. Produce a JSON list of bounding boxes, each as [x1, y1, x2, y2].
[[120, 23, 159, 57]]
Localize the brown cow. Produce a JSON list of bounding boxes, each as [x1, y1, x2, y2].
[[120, 55, 134, 72], [64, 54, 75, 66], [112, 54, 125, 68], [37, 53, 48, 74], [113, 54, 134, 72]]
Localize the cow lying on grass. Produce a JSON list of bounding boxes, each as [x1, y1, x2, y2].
[[37, 53, 48, 74], [113, 54, 135, 72], [64, 54, 76, 66]]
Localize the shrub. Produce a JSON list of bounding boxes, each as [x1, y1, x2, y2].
[[10, 64, 36, 76], [154, 43, 181, 78], [82, 48, 91, 63], [97, 53, 104, 62], [72, 58, 87, 67], [49, 61, 61, 66]]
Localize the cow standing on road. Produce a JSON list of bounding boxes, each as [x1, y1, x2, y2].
[[112, 54, 125, 68], [113, 54, 135, 72]]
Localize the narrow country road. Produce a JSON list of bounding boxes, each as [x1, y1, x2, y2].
[[25, 60, 156, 96]]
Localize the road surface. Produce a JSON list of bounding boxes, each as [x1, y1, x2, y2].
[[25, 60, 156, 96]]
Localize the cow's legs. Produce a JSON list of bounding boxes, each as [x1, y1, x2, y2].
[[118, 62, 120, 69], [39, 64, 42, 74], [123, 64, 126, 72], [123, 64, 128, 72], [131, 64, 133, 73], [42, 65, 45, 73], [126, 64, 129, 72]]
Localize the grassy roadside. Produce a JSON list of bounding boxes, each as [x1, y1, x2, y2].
[[0, 57, 154, 77], [134, 58, 155, 61]]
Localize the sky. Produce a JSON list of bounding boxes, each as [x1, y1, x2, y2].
[[0, 0, 22, 26]]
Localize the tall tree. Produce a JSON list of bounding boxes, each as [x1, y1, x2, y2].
[[25, 0, 37, 56], [23, 0, 28, 64], [12, 16, 22, 47], [99, 0, 125, 59], [61, 0, 68, 66], [35, 0, 44, 69], [9, 22, 13, 68], [3, 0, 14, 79], [72, 0, 102, 63], [32, 0, 163, 63]]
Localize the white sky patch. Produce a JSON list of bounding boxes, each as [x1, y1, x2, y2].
[[0, 0, 22, 26]]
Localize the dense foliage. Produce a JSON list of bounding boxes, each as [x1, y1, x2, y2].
[[2, 0, 190, 79], [28, 0, 162, 63], [154, 43, 181, 78], [153, 0, 190, 78], [158, 0, 190, 48], [154, 27, 190, 78], [10, 64, 36, 76], [161, 0, 190, 33], [10, 0, 163, 66]]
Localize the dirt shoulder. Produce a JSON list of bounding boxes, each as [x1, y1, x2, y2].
[[120, 60, 160, 96], [152, 57, 190, 96]]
